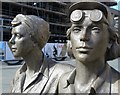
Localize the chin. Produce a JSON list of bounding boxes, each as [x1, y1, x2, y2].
[[78, 53, 89, 58], [76, 55, 91, 63], [78, 58, 88, 63], [13, 53, 21, 58], [14, 55, 20, 58]]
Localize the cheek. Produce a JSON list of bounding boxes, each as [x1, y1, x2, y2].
[[22, 39, 33, 50], [70, 35, 79, 45], [91, 31, 108, 45], [91, 33, 109, 55], [17, 39, 26, 47], [16, 38, 31, 50]]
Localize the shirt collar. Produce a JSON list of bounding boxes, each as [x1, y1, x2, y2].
[[91, 64, 111, 91], [19, 55, 49, 78], [67, 68, 76, 84], [65, 63, 111, 92], [63, 68, 76, 88]]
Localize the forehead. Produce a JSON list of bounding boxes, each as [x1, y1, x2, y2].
[[12, 24, 27, 34]]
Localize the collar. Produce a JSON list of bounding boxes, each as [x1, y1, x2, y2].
[[91, 64, 111, 91], [64, 63, 112, 92], [19, 55, 49, 78], [63, 68, 76, 88], [67, 68, 76, 84]]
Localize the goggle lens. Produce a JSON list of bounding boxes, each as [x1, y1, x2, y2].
[[70, 10, 83, 22], [90, 10, 103, 22], [70, 9, 107, 24]]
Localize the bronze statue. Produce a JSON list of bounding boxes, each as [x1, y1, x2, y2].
[[58, 0, 120, 94], [9, 14, 74, 93]]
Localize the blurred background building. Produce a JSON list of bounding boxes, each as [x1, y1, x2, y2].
[[1, 2, 70, 43], [0, 1, 119, 42]]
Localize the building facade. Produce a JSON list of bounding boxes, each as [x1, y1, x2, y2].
[[1, 2, 70, 43], [0, 2, 119, 42]]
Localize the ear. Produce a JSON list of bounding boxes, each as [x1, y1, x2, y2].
[[107, 43, 112, 49], [67, 40, 75, 58], [67, 40, 72, 49], [32, 42, 36, 47], [106, 39, 120, 61]]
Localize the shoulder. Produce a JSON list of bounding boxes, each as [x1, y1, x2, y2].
[[54, 61, 74, 74], [110, 66, 120, 93], [44, 57, 74, 75], [55, 59, 75, 71], [55, 62, 74, 70], [46, 57, 75, 73], [110, 66, 120, 82]]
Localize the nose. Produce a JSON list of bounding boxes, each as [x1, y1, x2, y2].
[[9, 35, 15, 44], [80, 28, 90, 41]]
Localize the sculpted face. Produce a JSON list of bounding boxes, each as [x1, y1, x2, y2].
[[70, 10, 109, 63], [9, 24, 34, 57]]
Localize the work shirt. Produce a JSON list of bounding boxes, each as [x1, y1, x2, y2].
[[11, 57, 74, 94], [58, 63, 120, 94]]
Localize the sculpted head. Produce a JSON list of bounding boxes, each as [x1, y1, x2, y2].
[[9, 14, 50, 57], [67, 0, 120, 62]]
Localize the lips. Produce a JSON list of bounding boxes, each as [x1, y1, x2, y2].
[[76, 46, 92, 53], [76, 46, 92, 49], [11, 47, 17, 52]]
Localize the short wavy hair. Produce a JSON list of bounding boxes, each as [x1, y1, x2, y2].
[[11, 14, 50, 49]]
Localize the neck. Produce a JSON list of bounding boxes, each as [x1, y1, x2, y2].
[[23, 47, 43, 75], [75, 58, 105, 85]]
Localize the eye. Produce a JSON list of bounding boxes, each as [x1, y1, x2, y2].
[[91, 27, 100, 33], [92, 27, 100, 30], [16, 33, 22, 38], [72, 27, 81, 33]]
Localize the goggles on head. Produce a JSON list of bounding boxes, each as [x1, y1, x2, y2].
[[70, 9, 109, 25]]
